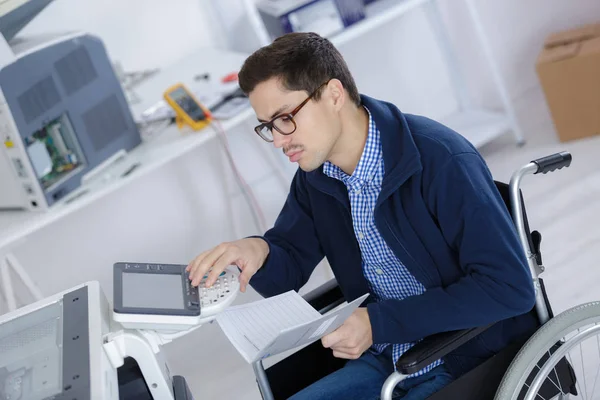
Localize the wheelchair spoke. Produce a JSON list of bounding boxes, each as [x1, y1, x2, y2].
[[497, 302, 600, 400], [579, 336, 589, 399], [524, 324, 600, 400], [566, 352, 586, 400], [546, 348, 565, 394], [526, 361, 563, 400], [588, 333, 600, 398], [543, 368, 565, 395], [522, 382, 544, 399], [524, 380, 564, 400], [530, 351, 564, 396]]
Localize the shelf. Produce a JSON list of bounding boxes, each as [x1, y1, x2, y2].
[[441, 110, 511, 149], [0, 47, 255, 252], [330, 0, 433, 47], [247, 0, 522, 146]]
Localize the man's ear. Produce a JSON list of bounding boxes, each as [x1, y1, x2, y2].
[[328, 79, 345, 111]]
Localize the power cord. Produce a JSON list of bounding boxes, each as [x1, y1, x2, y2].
[[211, 119, 268, 234]]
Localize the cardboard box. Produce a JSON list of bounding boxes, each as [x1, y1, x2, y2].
[[536, 22, 600, 142]]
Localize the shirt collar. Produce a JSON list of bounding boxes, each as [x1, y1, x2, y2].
[[323, 106, 382, 191]]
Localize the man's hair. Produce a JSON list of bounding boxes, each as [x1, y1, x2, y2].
[[238, 32, 361, 107]]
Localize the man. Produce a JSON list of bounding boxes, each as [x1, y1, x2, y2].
[[187, 32, 537, 399]]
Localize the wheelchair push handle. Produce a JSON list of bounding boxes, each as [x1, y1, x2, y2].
[[531, 151, 572, 174]]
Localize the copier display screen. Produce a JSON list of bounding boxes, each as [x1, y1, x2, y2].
[[122, 272, 185, 310]]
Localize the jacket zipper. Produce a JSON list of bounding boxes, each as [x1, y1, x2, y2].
[[384, 219, 435, 288]]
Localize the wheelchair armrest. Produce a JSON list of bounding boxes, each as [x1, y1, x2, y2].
[[300, 281, 493, 374], [395, 324, 494, 375], [302, 279, 345, 314]]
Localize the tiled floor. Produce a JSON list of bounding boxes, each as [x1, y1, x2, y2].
[[163, 86, 600, 400]]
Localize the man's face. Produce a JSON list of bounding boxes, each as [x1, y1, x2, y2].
[[249, 78, 342, 172]]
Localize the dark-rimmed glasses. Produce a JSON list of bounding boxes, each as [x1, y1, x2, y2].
[[254, 81, 329, 142]]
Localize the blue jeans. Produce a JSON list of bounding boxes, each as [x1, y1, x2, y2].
[[288, 347, 454, 400]]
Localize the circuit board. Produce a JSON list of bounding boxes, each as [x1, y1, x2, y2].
[[24, 114, 83, 191]]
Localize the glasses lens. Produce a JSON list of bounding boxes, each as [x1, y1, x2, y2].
[[257, 125, 273, 142], [273, 115, 296, 134]]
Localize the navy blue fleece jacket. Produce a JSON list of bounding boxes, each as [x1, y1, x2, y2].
[[249, 95, 538, 378]]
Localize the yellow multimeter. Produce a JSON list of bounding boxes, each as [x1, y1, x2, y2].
[[163, 83, 212, 131]]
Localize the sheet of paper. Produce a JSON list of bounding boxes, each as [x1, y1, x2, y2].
[[216, 290, 369, 363], [254, 293, 369, 361], [215, 291, 321, 362]]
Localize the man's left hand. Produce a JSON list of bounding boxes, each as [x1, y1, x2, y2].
[[321, 308, 373, 359]]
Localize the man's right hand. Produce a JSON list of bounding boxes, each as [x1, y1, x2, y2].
[[186, 238, 270, 293]]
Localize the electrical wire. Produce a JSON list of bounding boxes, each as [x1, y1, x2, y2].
[[211, 119, 268, 234], [136, 118, 172, 141]]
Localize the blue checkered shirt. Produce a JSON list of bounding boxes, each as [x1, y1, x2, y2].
[[323, 107, 443, 376]]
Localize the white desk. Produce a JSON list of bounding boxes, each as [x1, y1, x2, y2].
[[0, 47, 258, 312], [128, 47, 250, 124]]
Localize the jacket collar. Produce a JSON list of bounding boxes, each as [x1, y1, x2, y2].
[[322, 105, 382, 193], [306, 95, 423, 208]]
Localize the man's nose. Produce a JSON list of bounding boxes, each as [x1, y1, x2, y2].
[[272, 130, 291, 149]]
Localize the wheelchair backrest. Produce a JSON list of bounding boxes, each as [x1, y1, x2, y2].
[[493, 181, 536, 257], [493, 180, 554, 319]]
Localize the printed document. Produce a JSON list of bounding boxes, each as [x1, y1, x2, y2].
[[216, 290, 369, 363]]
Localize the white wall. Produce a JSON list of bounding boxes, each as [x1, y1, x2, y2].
[[19, 0, 600, 106], [18, 0, 225, 71], [208, 0, 268, 52], [440, 0, 600, 106]]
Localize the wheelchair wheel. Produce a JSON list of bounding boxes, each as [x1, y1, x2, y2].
[[495, 302, 600, 400]]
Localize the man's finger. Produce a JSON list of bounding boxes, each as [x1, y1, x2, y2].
[[190, 245, 227, 286], [186, 251, 208, 272], [237, 265, 257, 293], [329, 344, 358, 354], [186, 250, 208, 273], [188, 249, 214, 275], [205, 251, 238, 287], [332, 350, 360, 360], [239, 271, 249, 293], [321, 330, 344, 349]]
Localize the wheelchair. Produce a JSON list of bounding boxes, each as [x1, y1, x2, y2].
[[252, 151, 600, 400]]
